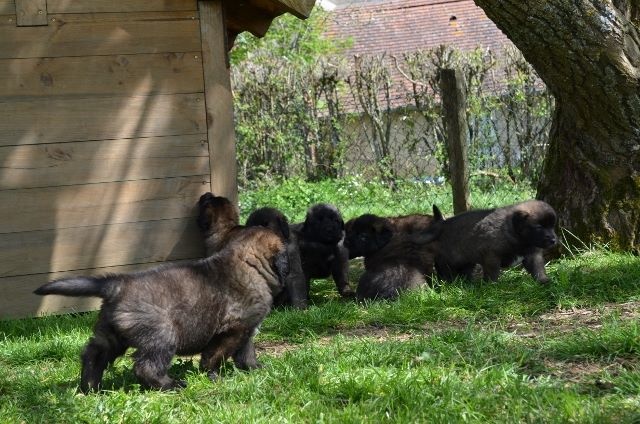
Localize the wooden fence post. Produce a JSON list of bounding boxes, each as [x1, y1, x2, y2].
[[439, 68, 470, 214]]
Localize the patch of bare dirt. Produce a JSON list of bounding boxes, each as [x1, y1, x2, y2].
[[542, 357, 638, 387], [506, 301, 640, 337]]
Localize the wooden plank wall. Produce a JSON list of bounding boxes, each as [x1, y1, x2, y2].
[[0, 0, 212, 319]]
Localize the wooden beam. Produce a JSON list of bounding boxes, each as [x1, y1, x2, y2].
[[440, 68, 470, 214], [15, 0, 47, 26], [199, 0, 237, 203], [267, 0, 314, 19], [46, 0, 197, 14]]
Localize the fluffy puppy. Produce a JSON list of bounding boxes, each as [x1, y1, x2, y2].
[[356, 235, 438, 300], [197, 192, 240, 255], [344, 213, 434, 259], [34, 227, 289, 392], [344, 211, 440, 300], [197, 192, 290, 256], [197, 193, 301, 309], [415, 200, 557, 283], [286, 203, 352, 307]]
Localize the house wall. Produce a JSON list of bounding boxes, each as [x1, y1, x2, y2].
[[0, 0, 213, 318]]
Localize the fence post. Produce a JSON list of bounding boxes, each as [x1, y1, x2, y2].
[[439, 68, 470, 214]]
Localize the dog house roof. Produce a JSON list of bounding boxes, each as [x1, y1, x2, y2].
[[225, 0, 315, 43]]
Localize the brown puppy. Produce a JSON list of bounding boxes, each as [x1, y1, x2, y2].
[[197, 192, 240, 256], [34, 227, 289, 392], [415, 200, 557, 283], [197, 193, 302, 308], [286, 203, 352, 308], [344, 211, 439, 300], [197, 193, 290, 256]]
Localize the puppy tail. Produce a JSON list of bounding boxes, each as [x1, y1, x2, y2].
[[34, 275, 113, 298]]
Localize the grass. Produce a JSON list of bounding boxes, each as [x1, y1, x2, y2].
[[1, 178, 639, 423]]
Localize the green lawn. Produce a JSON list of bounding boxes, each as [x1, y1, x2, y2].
[[1, 179, 639, 423]]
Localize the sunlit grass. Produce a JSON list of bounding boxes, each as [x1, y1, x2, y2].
[[2, 179, 638, 423]]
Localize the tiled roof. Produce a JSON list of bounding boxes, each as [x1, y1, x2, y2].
[[324, 0, 517, 109], [326, 0, 513, 58]]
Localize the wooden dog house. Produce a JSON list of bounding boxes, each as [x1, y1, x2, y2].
[[0, 0, 314, 319]]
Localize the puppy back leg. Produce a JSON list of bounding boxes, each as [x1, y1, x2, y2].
[[80, 324, 127, 393], [523, 251, 550, 284], [133, 345, 183, 390], [481, 255, 502, 282], [331, 246, 354, 297], [200, 328, 249, 381]]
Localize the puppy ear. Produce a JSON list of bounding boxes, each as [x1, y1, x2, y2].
[[512, 210, 530, 234], [273, 250, 290, 287], [197, 208, 212, 231], [198, 192, 215, 206], [432, 205, 444, 222], [278, 217, 290, 241]]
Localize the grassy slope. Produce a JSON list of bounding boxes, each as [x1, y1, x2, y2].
[[1, 178, 639, 423]]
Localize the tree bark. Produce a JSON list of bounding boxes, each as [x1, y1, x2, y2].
[[474, 0, 640, 252]]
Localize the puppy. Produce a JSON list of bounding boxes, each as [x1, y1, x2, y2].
[[415, 200, 557, 283], [197, 192, 290, 256], [197, 192, 240, 256], [356, 235, 438, 300], [196, 193, 305, 309], [344, 211, 439, 300], [34, 227, 289, 392], [344, 213, 434, 259], [286, 203, 352, 307]]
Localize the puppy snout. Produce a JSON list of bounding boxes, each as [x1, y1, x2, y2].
[[544, 235, 557, 247]]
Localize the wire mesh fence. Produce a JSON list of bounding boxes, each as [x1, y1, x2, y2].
[[231, 45, 554, 188]]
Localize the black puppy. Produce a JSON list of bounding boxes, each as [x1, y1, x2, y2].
[[285, 203, 352, 308], [34, 227, 289, 392], [344, 213, 434, 259], [415, 200, 557, 283], [344, 211, 440, 300]]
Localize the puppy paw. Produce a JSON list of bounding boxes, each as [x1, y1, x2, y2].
[[159, 379, 187, 391], [339, 286, 356, 298]]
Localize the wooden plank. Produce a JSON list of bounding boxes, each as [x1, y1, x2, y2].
[[251, 0, 315, 19], [0, 0, 14, 15], [0, 176, 210, 234], [0, 217, 204, 278], [15, 0, 47, 26], [0, 259, 196, 319], [41, 11, 197, 23], [199, 1, 238, 204], [0, 52, 204, 98], [0, 93, 206, 146], [225, 2, 273, 37], [0, 135, 209, 190], [47, 0, 197, 14], [440, 68, 470, 214], [0, 16, 201, 59], [1, 271, 103, 318]]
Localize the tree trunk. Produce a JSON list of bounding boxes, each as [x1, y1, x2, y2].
[[474, 0, 640, 252]]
